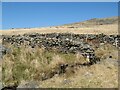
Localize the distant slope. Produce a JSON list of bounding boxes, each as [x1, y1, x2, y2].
[[61, 16, 118, 28], [1, 16, 118, 35]]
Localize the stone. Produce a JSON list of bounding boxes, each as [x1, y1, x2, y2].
[[2, 33, 119, 65], [17, 81, 40, 88], [0, 82, 2, 90], [0, 44, 9, 59]]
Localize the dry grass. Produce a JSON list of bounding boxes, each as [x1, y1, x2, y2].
[[2, 43, 118, 88], [40, 63, 118, 88], [2, 45, 85, 86], [1, 24, 118, 35], [0, 61, 2, 82], [95, 44, 118, 60], [1, 17, 118, 88]]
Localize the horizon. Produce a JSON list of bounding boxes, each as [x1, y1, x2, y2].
[[2, 16, 118, 30], [2, 2, 118, 30]]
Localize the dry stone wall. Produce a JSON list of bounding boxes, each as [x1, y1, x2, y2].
[[2, 33, 120, 64], [1, 33, 120, 89]]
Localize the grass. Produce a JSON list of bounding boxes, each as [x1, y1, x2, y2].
[[40, 61, 118, 88], [2, 44, 118, 88], [1, 24, 118, 35], [2, 45, 85, 86], [95, 43, 118, 60]]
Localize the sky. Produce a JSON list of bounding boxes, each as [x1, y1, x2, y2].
[[2, 2, 118, 30]]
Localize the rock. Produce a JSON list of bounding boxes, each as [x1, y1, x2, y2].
[[17, 81, 40, 88], [3, 33, 119, 64], [84, 72, 93, 78], [0, 82, 2, 90], [0, 44, 9, 59], [62, 79, 72, 85]]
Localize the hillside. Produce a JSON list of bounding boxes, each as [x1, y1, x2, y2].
[[2, 33, 119, 88], [1, 16, 119, 88], [62, 16, 118, 28], [1, 16, 118, 35]]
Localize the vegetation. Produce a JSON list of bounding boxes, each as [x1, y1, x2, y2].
[[2, 44, 118, 88]]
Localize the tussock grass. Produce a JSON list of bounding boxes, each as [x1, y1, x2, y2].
[[2, 44, 118, 88], [2, 45, 86, 86], [40, 61, 118, 88], [95, 44, 118, 60]]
